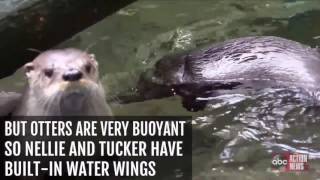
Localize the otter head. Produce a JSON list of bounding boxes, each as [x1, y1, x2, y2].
[[135, 53, 188, 100], [22, 48, 110, 115]]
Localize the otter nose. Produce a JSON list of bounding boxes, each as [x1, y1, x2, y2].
[[63, 69, 82, 81]]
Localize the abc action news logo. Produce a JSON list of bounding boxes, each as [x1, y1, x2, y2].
[[271, 153, 309, 171]]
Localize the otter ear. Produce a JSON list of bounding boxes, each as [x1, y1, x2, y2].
[[24, 62, 34, 78], [89, 53, 95, 60], [89, 53, 98, 66]]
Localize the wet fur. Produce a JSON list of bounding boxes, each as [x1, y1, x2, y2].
[[138, 36, 320, 111]]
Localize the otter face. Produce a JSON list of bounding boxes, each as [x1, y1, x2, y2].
[[23, 48, 105, 114]]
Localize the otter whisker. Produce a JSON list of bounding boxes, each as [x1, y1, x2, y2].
[[26, 48, 42, 54]]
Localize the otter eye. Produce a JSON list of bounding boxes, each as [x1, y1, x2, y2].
[[43, 68, 54, 78], [85, 64, 92, 73]]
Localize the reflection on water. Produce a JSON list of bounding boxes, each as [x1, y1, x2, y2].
[[0, 0, 34, 18], [1, 0, 320, 179]]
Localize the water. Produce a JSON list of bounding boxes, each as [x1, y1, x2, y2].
[[0, 0, 34, 18], [2, 0, 320, 179]]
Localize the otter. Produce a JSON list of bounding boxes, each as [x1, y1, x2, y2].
[[10, 48, 112, 116], [136, 36, 320, 111]]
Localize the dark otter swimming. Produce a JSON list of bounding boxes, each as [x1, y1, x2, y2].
[[12, 48, 112, 116], [136, 36, 320, 111]]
